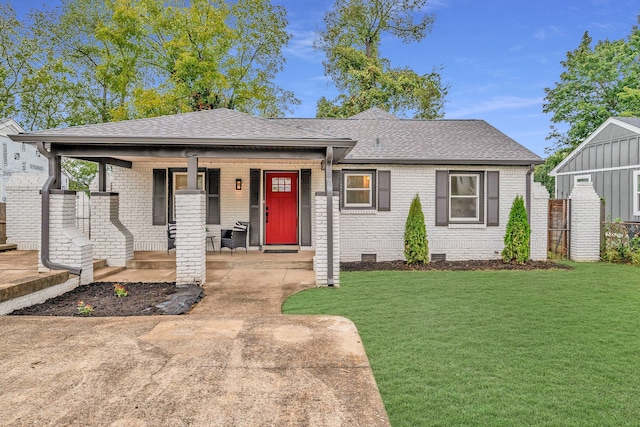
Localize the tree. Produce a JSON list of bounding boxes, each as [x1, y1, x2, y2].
[[315, 0, 447, 118], [502, 196, 530, 264], [537, 20, 640, 194], [404, 194, 429, 264]]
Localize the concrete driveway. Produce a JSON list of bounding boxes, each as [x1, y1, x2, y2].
[[0, 267, 390, 426]]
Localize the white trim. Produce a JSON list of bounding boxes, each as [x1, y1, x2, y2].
[[343, 171, 373, 208], [633, 171, 640, 216], [574, 174, 592, 184], [554, 164, 640, 176], [550, 117, 640, 177], [449, 172, 480, 222]]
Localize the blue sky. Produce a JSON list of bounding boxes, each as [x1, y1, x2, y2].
[[10, 0, 640, 157]]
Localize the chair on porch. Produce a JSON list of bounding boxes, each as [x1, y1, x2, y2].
[[220, 221, 249, 254], [167, 221, 176, 254]]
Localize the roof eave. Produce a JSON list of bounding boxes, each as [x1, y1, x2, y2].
[[339, 158, 543, 166]]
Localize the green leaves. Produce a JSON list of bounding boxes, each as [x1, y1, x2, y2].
[[404, 194, 429, 264], [502, 195, 530, 264], [315, 0, 446, 119]]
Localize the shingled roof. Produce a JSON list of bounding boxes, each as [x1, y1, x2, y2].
[[15, 108, 342, 143], [273, 108, 541, 165]]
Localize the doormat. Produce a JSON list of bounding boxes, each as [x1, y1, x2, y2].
[[263, 249, 298, 254]]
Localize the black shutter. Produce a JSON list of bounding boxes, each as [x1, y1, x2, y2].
[[152, 169, 167, 225], [206, 169, 220, 224], [300, 169, 312, 246], [332, 169, 342, 209], [378, 170, 391, 211], [487, 171, 500, 226], [249, 169, 261, 246], [435, 170, 449, 226], [478, 172, 485, 223]]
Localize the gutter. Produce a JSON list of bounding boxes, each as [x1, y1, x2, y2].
[[36, 142, 82, 276], [526, 164, 534, 258]]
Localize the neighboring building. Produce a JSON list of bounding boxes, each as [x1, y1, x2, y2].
[[9, 107, 546, 286], [550, 117, 640, 222], [0, 119, 48, 202]]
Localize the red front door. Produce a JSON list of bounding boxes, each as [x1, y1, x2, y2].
[[265, 172, 298, 245]]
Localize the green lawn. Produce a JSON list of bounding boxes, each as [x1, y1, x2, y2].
[[283, 263, 640, 426]]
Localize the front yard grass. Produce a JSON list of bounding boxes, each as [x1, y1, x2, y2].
[[283, 262, 640, 426]]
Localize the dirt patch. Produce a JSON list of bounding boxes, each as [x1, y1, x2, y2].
[[341, 259, 572, 272], [9, 282, 181, 317]]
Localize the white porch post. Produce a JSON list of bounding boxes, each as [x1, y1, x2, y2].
[[175, 190, 206, 285], [45, 190, 93, 284], [90, 192, 134, 267]]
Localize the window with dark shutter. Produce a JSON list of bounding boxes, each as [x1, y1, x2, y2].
[[435, 170, 449, 226], [487, 171, 500, 226], [206, 169, 220, 224], [378, 170, 391, 211], [152, 169, 167, 225]]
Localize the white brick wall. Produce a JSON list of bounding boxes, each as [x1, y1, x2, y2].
[[0, 276, 80, 315], [338, 165, 530, 262], [570, 182, 601, 261], [90, 193, 134, 267], [175, 191, 206, 285], [314, 193, 340, 287], [112, 159, 324, 251], [45, 192, 93, 284], [530, 181, 549, 261], [5, 173, 47, 250]]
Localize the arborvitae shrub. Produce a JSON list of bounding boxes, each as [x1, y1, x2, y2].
[[404, 194, 429, 264], [502, 195, 530, 264]]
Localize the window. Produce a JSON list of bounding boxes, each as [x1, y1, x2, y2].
[[633, 171, 640, 216], [344, 172, 373, 207], [574, 174, 591, 184], [271, 176, 292, 192], [449, 173, 479, 221], [171, 172, 204, 221], [436, 170, 496, 226]]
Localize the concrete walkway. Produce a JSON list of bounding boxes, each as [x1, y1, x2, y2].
[[0, 262, 390, 426]]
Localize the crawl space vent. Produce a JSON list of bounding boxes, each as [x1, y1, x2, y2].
[[431, 253, 446, 262]]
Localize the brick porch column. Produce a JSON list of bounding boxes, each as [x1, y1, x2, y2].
[[530, 182, 549, 261], [44, 190, 93, 284], [5, 173, 47, 250], [569, 182, 601, 261], [314, 192, 340, 287], [175, 190, 206, 285], [90, 192, 134, 267]]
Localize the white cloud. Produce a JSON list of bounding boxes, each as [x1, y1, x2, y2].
[[533, 25, 563, 40], [284, 30, 323, 62], [446, 96, 543, 118]]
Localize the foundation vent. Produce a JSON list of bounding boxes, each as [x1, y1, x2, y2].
[[361, 254, 377, 263], [431, 253, 446, 262]]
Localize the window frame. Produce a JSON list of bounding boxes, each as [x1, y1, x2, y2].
[[448, 172, 481, 223], [633, 170, 640, 216], [574, 174, 592, 184], [343, 171, 374, 208]]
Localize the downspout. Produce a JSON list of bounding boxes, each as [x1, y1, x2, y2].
[[326, 147, 334, 287], [526, 164, 534, 259], [36, 142, 82, 275]]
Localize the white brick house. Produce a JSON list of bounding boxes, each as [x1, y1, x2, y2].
[[8, 107, 545, 286]]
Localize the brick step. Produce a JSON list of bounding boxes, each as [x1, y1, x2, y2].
[[94, 266, 126, 281], [125, 259, 313, 270], [0, 243, 18, 252], [93, 259, 107, 270]]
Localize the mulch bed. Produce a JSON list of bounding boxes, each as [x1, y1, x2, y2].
[[9, 282, 178, 317], [341, 259, 572, 272]]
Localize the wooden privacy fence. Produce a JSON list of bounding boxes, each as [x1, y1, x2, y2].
[[548, 199, 570, 258], [0, 202, 6, 244]]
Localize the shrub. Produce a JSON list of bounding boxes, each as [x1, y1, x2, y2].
[[502, 195, 530, 264], [601, 218, 640, 264], [404, 194, 429, 264]]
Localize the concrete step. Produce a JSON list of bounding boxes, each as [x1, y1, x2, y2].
[[0, 243, 18, 252], [0, 270, 70, 304], [94, 266, 126, 281]]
